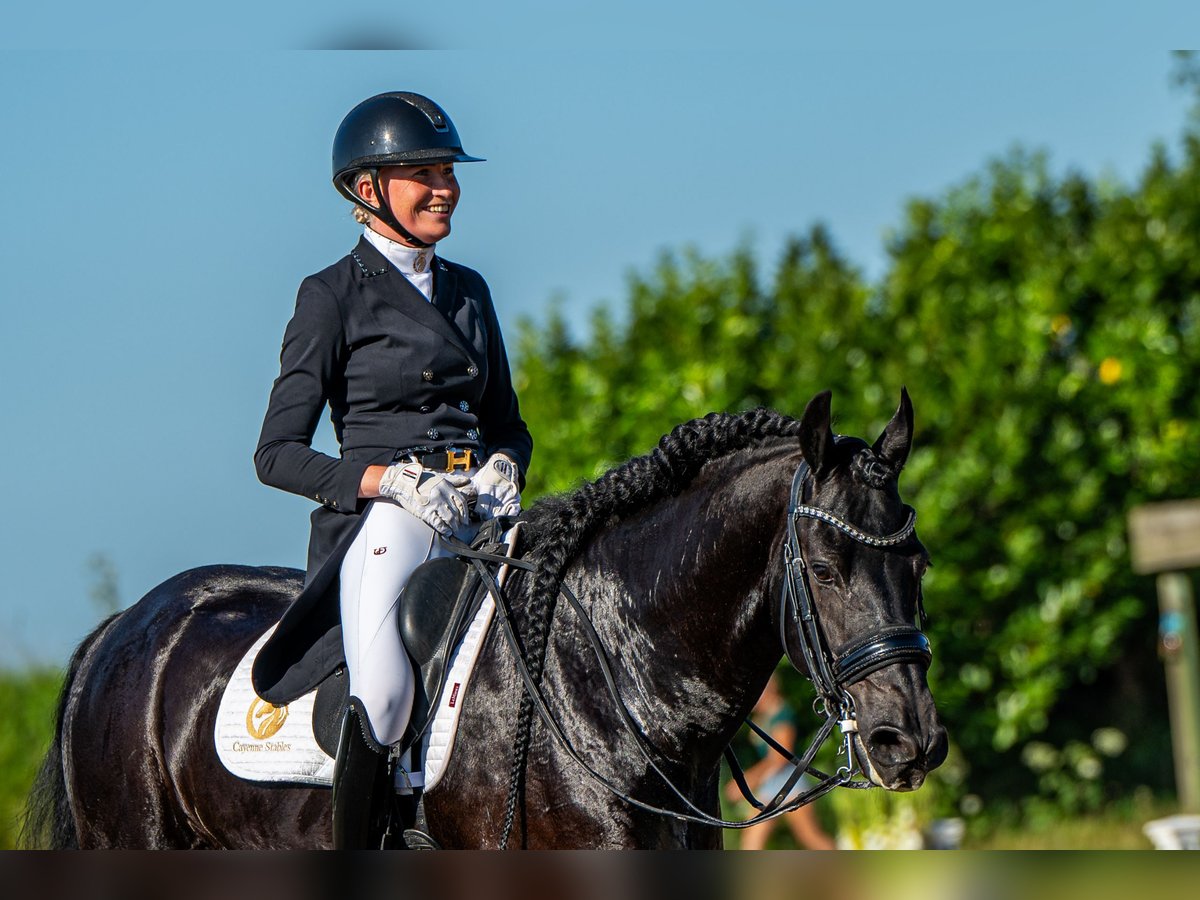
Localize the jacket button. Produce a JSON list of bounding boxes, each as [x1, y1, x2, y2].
[[459, 400, 470, 412], [467, 364, 479, 378], [466, 428, 479, 441], [420, 405, 431, 414], [422, 369, 434, 382], [427, 428, 440, 440]]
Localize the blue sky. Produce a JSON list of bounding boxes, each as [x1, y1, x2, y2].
[[3, 9, 1199, 665]]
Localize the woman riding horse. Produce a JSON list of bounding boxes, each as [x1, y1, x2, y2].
[[252, 91, 532, 848], [22, 393, 947, 848]]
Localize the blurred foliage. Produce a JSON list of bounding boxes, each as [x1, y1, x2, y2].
[[0, 669, 62, 849], [514, 123, 1200, 825], [86, 552, 121, 616], [965, 787, 1172, 849]]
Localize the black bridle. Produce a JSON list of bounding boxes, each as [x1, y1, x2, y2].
[[453, 455, 933, 844], [781, 456, 931, 728], [734, 458, 932, 816]]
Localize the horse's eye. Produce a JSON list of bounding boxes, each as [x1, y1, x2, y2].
[[809, 561, 836, 584]]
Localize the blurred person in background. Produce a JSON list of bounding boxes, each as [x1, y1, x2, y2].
[[726, 672, 837, 850]]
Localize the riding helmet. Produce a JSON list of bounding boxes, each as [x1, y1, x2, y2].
[[332, 92, 483, 199]]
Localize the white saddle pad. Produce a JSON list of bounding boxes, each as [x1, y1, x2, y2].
[[214, 524, 519, 793], [215, 624, 336, 786]]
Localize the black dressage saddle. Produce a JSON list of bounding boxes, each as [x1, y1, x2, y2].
[[310, 517, 520, 758]]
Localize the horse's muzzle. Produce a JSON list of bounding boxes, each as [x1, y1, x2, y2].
[[861, 721, 949, 791]]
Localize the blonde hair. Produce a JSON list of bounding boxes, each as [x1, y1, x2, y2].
[[347, 171, 373, 224]]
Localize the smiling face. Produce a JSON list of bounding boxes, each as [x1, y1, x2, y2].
[[355, 162, 461, 246]]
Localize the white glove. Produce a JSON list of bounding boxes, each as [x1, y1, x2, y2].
[[378, 463, 474, 537], [471, 454, 522, 520]]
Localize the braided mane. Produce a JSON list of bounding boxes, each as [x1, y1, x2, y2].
[[497, 406, 804, 843], [522, 406, 803, 585]]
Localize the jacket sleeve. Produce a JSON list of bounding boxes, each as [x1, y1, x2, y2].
[[254, 276, 369, 512], [478, 280, 534, 484]]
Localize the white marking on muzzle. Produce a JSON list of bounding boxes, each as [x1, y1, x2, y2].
[[854, 733, 888, 787]]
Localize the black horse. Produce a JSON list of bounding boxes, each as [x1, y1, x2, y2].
[[23, 391, 946, 849]]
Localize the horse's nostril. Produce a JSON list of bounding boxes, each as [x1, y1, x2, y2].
[[868, 726, 920, 766], [926, 726, 949, 769]]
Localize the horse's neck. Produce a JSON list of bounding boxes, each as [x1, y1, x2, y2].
[[579, 451, 794, 766]]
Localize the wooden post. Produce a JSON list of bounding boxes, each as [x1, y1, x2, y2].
[[1129, 500, 1200, 814], [1156, 573, 1200, 813]]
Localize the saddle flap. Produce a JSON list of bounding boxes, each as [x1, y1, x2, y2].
[[400, 558, 472, 663], [399, 559, 484, 741], [398, 517, 521, 746], [312, 668, 349, 759]]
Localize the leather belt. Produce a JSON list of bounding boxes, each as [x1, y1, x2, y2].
[[415, 448, 477, 472]]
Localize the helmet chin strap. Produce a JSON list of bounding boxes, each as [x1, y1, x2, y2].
[[358, 168, 433, 249]]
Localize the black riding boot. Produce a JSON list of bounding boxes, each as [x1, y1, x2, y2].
[[331, 704, 390, 850]]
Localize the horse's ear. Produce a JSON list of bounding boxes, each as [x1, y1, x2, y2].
[[872, 387, 914, 471], [799, 390, 836, 477]]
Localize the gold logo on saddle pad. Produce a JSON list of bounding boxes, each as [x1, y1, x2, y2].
[[245, 697, 289, 740]]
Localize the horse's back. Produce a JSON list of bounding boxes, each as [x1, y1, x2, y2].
[[64, 564, 302, 847]]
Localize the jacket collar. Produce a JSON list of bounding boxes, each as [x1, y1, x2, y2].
[[349, 234, 392, 278], [349, 236, 477, 364]]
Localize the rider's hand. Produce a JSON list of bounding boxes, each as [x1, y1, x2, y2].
[[378, 463, 473, 537], [471, 454, 521, 519]]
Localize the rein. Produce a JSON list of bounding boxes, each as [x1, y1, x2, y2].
[[451, 456, 933, 845]]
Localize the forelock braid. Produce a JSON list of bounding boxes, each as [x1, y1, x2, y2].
[[497, 406, 802, 846], [850, 447, 896, 489]]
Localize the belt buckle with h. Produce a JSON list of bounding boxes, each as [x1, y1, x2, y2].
[[447, 448, 473, 472]]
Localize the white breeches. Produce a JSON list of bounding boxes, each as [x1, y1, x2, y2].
[[339, 499, 477, 747]]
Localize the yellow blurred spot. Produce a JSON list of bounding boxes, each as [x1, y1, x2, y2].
[[1098, 357, 1122, 384], [1050, 314, 1072, 336]]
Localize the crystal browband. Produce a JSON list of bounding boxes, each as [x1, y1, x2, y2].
[[791, 505, 916, 548]]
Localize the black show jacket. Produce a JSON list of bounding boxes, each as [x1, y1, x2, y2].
[[251, 236, 532, 704]]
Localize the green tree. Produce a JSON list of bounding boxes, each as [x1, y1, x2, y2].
[[0, 670, 61, 849], [513, 131, 1200, 823], [86, 552, 121, 616]]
